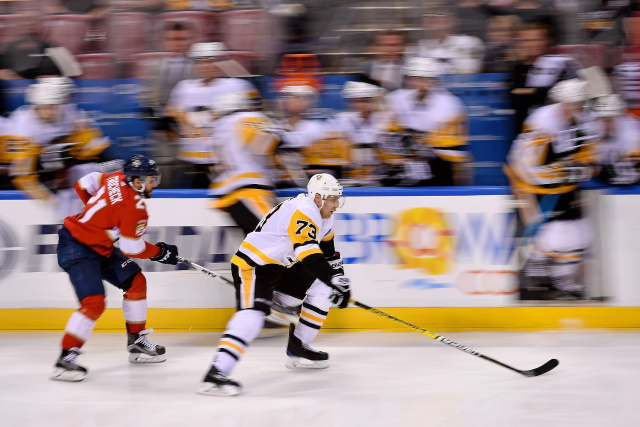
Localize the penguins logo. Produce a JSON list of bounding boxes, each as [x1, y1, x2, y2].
[[388, 207, 453, 275]]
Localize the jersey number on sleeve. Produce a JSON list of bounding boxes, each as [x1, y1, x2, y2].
[[295, 220, 317, 240]]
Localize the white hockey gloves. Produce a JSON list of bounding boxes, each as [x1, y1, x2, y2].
[[329, 276, 351, 309]]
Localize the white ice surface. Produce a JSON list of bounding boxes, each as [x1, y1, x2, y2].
[[0, 331, 638, 427]]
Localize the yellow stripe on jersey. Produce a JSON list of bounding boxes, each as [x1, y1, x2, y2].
[[231, 254, 253, 270], [288, 210, 323, 261], [287, 210, 319, 246], [240, 267, 255, 309], [241, 241, 283, 265], [503, 165, 578, 195], [238, 116, 279, 155], [210, 187, 275, 210], [297, 246, 323, 260], [0, 136, 39, 163], [209, 172, 267, 190], [425, 117, 468, 149], [322, 229, 335, 242]]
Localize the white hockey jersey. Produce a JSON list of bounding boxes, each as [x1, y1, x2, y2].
[[274, 118, 326, 150], [525, 54, 582, 88], [325, 111, 390, 146], [595, 114, 640, 184], [167, 77, 258, 164], [385, 87, 468, 162], [3, 104, 109, 206], [613, 61, 640, 112], [209, 111, 279, 197], [523, 103, 602, 151], [416, 34, 485, 74], [231, 193, 335, 269]]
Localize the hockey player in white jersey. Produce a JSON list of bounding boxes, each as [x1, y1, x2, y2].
[[198, 173, 351, 396], [505, 78, 601, 300], [591, 94, 640, 185], [384, 57, 470, 186], [325, 81, 389, 186], [208, 91, 279, 234], [271, 85, 327, 187], [166, 42, 260, 188], [2, 77, 111, 221], [612, 58, 640, 119]]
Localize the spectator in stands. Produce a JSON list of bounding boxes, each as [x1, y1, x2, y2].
[[109, 0, 165, 12], [146, 21, 194, 119], [482, 14, 521, 73], [357, 30, 407, 92], [453, 0, 495, 41], [507, 22, 582, 134], [165, 42, 260, 188], [415, 9, 485, 74], [613, 15, 640, 119], [139, 21, 194, 187], [0, 13, 61, 80], [46, 0, 111, 17], [488, 0, 557, 30]]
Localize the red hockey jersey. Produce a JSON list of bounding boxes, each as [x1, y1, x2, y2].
[[64, 171, 161, 259]]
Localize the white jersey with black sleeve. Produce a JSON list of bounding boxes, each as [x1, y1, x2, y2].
[[230, 193, 335, 270]]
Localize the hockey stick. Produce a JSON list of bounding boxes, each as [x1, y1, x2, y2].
[[177, 256, 299, 325], [349, 299, 559, 377], [177, 257, 558, 377], [177, 256, 233, 285]]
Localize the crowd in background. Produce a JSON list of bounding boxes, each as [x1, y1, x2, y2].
[[1, 0, 639, 302]]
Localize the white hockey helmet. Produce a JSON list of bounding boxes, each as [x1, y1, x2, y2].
[[188, 42, 227, 60], [26, 77, 74, 105], [280, 85, 317, 97], [548, 79, 589, 104], [341, 81, 385, 99], [307, 173, 344, 208], [403, 57, 442, 78], [591, 94, 626, 117], [211, 91, 250, 116]]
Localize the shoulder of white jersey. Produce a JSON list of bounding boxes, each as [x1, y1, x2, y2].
[[293, 193, 323, 224], [432, 89, 466, 110], [77, 171, 104, 194], [524, 103, 561, 129], [449, 34, 485, 47]]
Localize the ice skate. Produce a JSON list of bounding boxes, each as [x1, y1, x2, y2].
[[51, 347, 87, 382], [197, 365, 242, 397], [265, 301, 300, 327], [127, 329, 167, 363], [285, 324, 329, 369]]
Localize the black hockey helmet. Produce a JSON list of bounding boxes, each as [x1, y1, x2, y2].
[[123, 154, 161, 197], [124, 154, 160, 181]]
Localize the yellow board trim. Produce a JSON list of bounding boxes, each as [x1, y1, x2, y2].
[[3, 307, 640, 332]]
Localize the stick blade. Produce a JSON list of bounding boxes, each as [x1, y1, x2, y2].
[[520, 359, 559, 377]]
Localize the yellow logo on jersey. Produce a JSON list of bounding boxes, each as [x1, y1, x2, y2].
[[389, 207, 453, 275]]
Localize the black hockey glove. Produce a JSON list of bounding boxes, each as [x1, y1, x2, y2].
[[326, 252, 344, 277], [329, 276, 351, 309], [150, 242, 179, 265]]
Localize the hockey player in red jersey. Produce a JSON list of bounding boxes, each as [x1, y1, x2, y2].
[[51, 154, 180, 382]]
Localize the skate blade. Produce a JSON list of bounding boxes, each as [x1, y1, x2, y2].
[[50, 368, 87, 382], [196, 382, 242, 397], [128, 353, 167, 363], [285, 357, 329, 370], [265, 311, 299, 326]]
